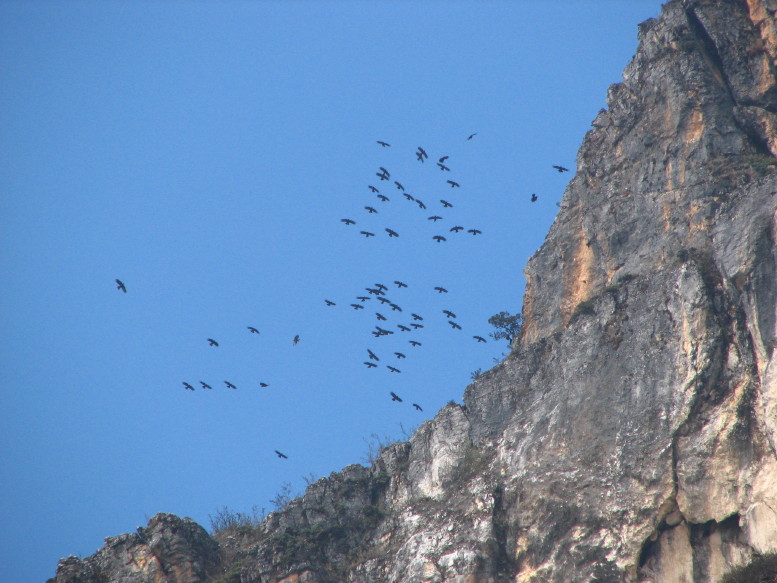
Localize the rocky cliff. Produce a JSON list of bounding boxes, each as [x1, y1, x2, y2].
[[47, 0, 777, 582]]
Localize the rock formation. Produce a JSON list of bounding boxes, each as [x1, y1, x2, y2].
[[47, 0, 777, 581]]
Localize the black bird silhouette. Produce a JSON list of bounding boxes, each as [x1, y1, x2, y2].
[[377, 171, 389, 181], [443, 310, 456, 318], [360, 231, 375, 237], [259, 382, 269, 388], [416, 151, 425, 162], [428, 216, 443, 222], [350, 303, 365, 310], [440, 199, 453, 208], [199, 381, 212, 390], [439, 155, 449, 163], [365, 206, 378, 214], [437, 163, 450, 171], [552, 165, 570, 172], [377, 194, 390, 202], [364, 361, 378, 368], [531, 193, 538, 202], [447, 180, 460, 188], [325, 299, 336, 306], [115, 279, 127, 293], [357, 296, 371, 302], [225, 381, 237, 389], [385, 227, 399, 238], [450, 225, 464, 232], [394, 352, 406, 359], [341, 218, 356, 225], [448, 320, 462, 330], [374, 326, 393, 336], [183, 382, 195, 391], [274, 450, 288, 459], [413, 403, 423, 411], [293, 334, 300, 345], [387, 365, 401, 373], [394, 181, 404, 191], [366, 287, 384, 295], [409, 340, 422, 347], [207, 338, 219, 347], [375, 283, 388, 291], [390, 391, 403, 401], [432, 235, 447, 243], [394, 280, 408, 288], [417, 146, 428, 159], [411, 313, 424, 321], [434, 286, 448, 293], [247, 326, 260, 334], [397, 324, 411, 332], [403, 193, 415, 201], [389, 303, 402, 312], [468, 229, 482, 235], [376, 313, 387, 321], [411, 323, 424, 329], [416, 199, 427, 209], [377, 141, 391, 147], [377, 297, 391, 304], [368, 185, 379, 193], [473, 335, 487, 342], [466, 132, 478, 140], [379, 167, 390, 177], [368, 349, 380, 361]]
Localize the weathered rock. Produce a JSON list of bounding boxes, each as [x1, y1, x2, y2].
[[46, 1, 777, 582]]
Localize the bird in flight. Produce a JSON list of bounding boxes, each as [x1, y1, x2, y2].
[[341, 218, 356, 225], [379, 167, 390, 177], [428, 216, 443, 222], [394, 181, 405, 191], [552, 165, 570, 172], [397, 324, 411, 332], [375, 283, 388, 291], [394, 280, 408, 288], [377, 297, 391, 304], [394, 352, 406, 359], [365, 206, 378, 214], [364, 361, 378, 368], [411, 313, 424, 321], [377, 141, 391, 147], [468, 229, 482, 235], [434, 286, 448, 293], [448, 320, 462, 330], [377, 172, 389, 181], [385, 228, 399, 238], [115, 279, 127, 293], [531, 193, 538, 202], [324, 299, 336, 306], [274, 450, 288, 459], [350, 303, 365, 310], [413, 403, 423, 411], [182, 382, 195, 391], [259, 382, 269, 388], [416, 146, 428, 161], [225, 381, 237, 389], [247, 326, 260, 334], [374, 326, 393, 336], [443, 310, 456, 318], [377, 194, 390, 202], [410, 323, 424, 329], [387, 365, 401, 373], [440, 200, 453, 208], [432, 235, 447, 243], [389, 303, 402, 312], [357, 296, 371, 302], [437, 163, 450, 171], [416, 199, 427, 209], [403, 193, 415, 201], [390, 391, 403, 401], [466, 132, 478, 140], [473, 335, 487, 343], [439, 155, 449, 163], [360, 231, 375, 238], [200, 381, 212, 390], [368, 349, 380, 361], [409, 340, 422, 347], [366, 287, 384, 295], [368, 185, 379, 193], [450, 225, 464, 232], [447, 180, 460, 188], [293, 335, 300, 346], [207, 338, 219, 347], [376, 313, 387, 321]]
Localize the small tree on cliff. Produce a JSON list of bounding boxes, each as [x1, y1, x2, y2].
[[488, 311, 522, 344]]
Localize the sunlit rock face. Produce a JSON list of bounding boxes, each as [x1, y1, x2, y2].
[[47, 1, 777, 582]]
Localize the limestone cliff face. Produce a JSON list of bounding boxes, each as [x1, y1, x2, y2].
[[47, 1, 777, 582]]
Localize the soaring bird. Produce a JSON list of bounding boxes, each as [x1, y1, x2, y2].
[[374, 326, 393, 336], [379, 167, 390, 177], [376, 171, 389, 181], [448, 320, 462, 330], [375, 283, 388, 291], [389, 303, 402, 312], [432, 235, 447, 243], [115, 279, 127, 293], [428, 216, 443, 222], [438, 155, 449, 163], [357, 296, 371, 302], [450, 225, 464, 232], [376, 313, 387, 321], [417, 146, 428, 159], [182, 382, 195, 391], [466, 132, 478, 140], [247, 326, 260, 334], [411, 313, 424, 321], [293, 334, 300, 346], [468, 229, 482, 235], [394, 280, 408, 288], [440, 199, 453, 208], [437, 163, 450, 171], [360, 231, 376, 237], [473, 335, 487, 343], [368, 185, 379, 193], [324, 299, 336, 306], [394, 352, 406, 359], [368, 349, 379, 361], [411, 323, 424, 329], [377, 194, 390, 202], [364, 361, 378, 368], [434, 286, 448, 293], [200, 381, 212, 390], [341, 218, 356, 225], [377, 297, 391, 304], [259, 382, 269, 388], [409, 340, 422, 347], [394, 181, 405, 191], [397, 324, 411, 332], [447, 180, 460, 188], [351, 303, 365, 310], [387, 365, 401, 373], [274, 450, 288, 459], [531, 193, 537, 202], [366, 287, 384, 295], [377, 141, 391, 147], [403, 193, 415, 201], [413, 403, 423, 411], [416, 151, 425, 162], [225, 381, 237, 389], [390, 391, 403, 402], [207, 338, 219, 347], [416, 199, 427, 209], [365, 206, 378, 214], [552, 165, 570, 172], [443, 310, 456, 318]]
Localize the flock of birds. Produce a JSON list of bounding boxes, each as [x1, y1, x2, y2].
[[113, 134, 570, 460]]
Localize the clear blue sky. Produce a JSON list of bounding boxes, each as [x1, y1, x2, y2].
[[0, 2, 660, 581]]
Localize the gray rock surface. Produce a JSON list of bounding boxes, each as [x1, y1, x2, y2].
[[46, 0, 777, 582]]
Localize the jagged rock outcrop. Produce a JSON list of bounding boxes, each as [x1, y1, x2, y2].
[[47, 1, 777, 582]]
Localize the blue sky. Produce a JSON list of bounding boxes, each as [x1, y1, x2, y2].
[[0, 2, 660, 581]]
